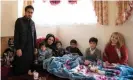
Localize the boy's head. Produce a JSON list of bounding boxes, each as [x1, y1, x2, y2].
[[70, 39, 77, 48], [56, 41, 62, 49], [39, 42, 46, 51], [89, 37, 98, 49]]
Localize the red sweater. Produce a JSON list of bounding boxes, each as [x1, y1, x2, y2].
[[103, 44, 128, 64]]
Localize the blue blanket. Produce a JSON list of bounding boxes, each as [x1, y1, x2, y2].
[[42, 54, 133, 80], [117, 65, 133, 80]]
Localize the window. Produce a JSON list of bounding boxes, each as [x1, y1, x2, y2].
[[18, 0, 23, 18], [19, 0, 97, 26]]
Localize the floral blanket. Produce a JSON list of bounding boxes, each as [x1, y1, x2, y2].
[[42, 54, 133, 80]]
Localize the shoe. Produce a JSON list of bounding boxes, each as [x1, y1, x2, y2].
[[28, 70, 33, 76]]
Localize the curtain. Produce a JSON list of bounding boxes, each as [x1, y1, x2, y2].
[[116, 1, 133, 25], [68, 0, 77, 4], [43, 0, 46, 3], [22, 0, 34, 16], [50, 0, 61, 6], [93, 1, 108, 25]]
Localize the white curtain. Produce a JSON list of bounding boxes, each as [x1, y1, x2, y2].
[[32, 0, 97, 26]]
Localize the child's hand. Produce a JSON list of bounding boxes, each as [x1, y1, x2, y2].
[[84, 60, 91, 66]]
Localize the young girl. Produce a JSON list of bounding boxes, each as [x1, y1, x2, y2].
[[103, 32, 128, 65]]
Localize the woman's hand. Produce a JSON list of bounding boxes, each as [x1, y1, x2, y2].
[[105, 61, 110, 65], [103, 61, 110, 67], [112, 63, 119, 67]]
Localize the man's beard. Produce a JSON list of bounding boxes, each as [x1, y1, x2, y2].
[[26, 15, 32, 19], [28, 16, 32, 19]]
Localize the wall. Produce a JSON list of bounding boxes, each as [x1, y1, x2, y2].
[[36, 26, 58, 38], [58, 2, 133, 67], [0, 1, 1, 54], [1, 1, 18, 37]]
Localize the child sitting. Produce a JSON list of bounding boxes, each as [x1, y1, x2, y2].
[[66, 39, 83, 56], [84, 37, 101, 65], [38, 42, 53, 62], [28, 42, 53, 75], [55, 41, 66, 57], [103, 32, 128, 65]]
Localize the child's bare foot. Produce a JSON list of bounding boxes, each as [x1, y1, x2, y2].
[[28, 70, 33, 75], [39, 77, 46, 80]]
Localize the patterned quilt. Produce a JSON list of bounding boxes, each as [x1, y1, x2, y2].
[[42, 54, 133, 80]]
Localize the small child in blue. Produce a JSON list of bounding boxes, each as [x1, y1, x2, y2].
[[38, 42, 53, 63], [29, 42, 53, 75]]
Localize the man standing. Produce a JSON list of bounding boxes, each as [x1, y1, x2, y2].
[[13, 5, 37, 75]]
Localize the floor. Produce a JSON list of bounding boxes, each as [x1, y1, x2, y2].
[[4, 73, 69, 80], [1, 67, 69, 80], [7, 74, 69, 80]]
